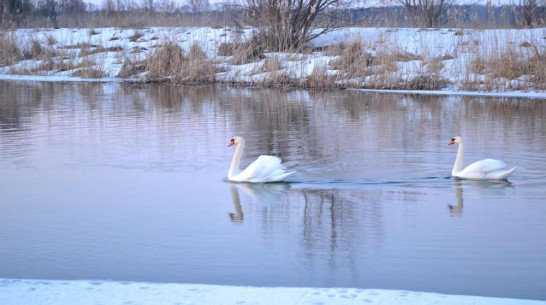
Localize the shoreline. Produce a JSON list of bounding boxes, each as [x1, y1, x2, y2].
[[2, 75, 545, 100]]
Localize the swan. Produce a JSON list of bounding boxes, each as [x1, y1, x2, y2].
[[448, 136, 516, 180], [227, 136, 295, 183]]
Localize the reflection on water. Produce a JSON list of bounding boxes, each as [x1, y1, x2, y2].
[[448, 179, 515, 216], [1, 81, 546, 300], [228, 184, 244, 223], [449, 180, 464, 216], [228, 183, 291, 223]]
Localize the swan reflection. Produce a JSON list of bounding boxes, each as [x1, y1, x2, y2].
[[229, 184, 244, 223], [228, 183, 291, 223], [448, 179, 514, 216], [448, 180, 464, 216]]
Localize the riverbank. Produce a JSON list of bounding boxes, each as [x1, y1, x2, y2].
[[1, 27, 545, 97]]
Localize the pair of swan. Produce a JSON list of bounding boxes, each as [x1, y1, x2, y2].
[[227, 135, 516, 183]]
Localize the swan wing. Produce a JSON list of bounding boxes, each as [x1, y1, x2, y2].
[[485, 167, 516, 180], [233, 155, 295, 183], [457, 159, 515, 180], [464, 158, 506, 173]]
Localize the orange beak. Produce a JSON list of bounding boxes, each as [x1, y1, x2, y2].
[[448, 140, 455, 145], [228, 139, 235, 147]]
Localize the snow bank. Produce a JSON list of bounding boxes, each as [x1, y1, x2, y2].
[[1, 278, 544, 305], [1, 27, 545, 98]]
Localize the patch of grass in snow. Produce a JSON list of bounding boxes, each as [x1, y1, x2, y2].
[[144, 40, 217, 84], [465, 38, 545, 91], [228, 38, 265, 65], [306, 64, 339, 89], [259, 56, 283, 73], [0, 31, 22, 67]]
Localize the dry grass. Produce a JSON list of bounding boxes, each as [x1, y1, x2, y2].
[[259, 56, 283, 73], [129, 31, 144, 42], [228, 37, 265, 65], [402, 75, 449, 90], [188, 43, 207, 60], [464, 36, 545, 91], [256, 71, 303, 89], [330, 37, 374, 79], [144, 40, 217, 84], [217, 42, 234, 56], [328, 36, 452, 90], [306, 64, 338, 89], [1, 26, 544, 92], [32, 55, 77, 73], [145, 41, 186, 81], [117, 58, 146, 78], [0, 32, 22, 67]]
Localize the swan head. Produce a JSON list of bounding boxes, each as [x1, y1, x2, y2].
[[228, 136, 244, 147], [449, 136, 462, 145]]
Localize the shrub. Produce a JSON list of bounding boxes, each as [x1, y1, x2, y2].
[[0, 32, 22, 67], [330, 38, 374, 78], [229, 39, 265, 65], [144, 39, 217, 84]]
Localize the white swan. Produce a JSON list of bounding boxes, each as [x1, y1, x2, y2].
[[448, 136, 516, 180], [227, 136, 295, 183]]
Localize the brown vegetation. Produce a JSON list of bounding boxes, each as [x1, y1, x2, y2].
[[144, 41, 217, 84], [0, 27, 544, 92]]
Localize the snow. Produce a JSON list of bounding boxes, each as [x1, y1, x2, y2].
[[1, 26, 545, 99], [1, 278, 545, 305]]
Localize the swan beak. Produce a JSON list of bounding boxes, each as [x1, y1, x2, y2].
[[448, 140, 455, 145], [228, 139, 235, 147]]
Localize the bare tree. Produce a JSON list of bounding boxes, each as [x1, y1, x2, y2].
[[1, 0, 32, 26], [519, 0, 546, 27], [397, 0, 455, 27], [59, 0, 86, 13], [239, 0, 345, 52], [35, 0, 59, 28], [141, 0, 154, 12], [156, 0, 176, 13], [186, 0, 209, 13]]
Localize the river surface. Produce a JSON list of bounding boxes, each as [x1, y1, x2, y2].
[[0, 81, 545, 300]]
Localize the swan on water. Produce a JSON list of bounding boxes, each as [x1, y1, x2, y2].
[[227, 136, 295, 183], [448, 136, 516, 180]]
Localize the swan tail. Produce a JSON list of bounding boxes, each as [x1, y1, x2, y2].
[[263, 170, 296, 182], [486, 167, 516, 180]]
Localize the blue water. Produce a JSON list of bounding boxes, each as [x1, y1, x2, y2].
[[1, 81, 545, 300]]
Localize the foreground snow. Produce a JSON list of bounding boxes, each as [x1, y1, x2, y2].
[[1, 279, 544, 305]]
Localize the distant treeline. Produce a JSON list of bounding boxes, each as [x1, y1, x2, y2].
[[1, 0, 544, 29], [341, 5, 545, 28]]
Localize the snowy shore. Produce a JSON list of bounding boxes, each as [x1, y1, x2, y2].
[[2, 278, 545, 305], [1, 26, 545, 98]]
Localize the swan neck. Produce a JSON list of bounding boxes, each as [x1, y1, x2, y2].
[[229, 141, 244, 178], [453, 142, 464, 175]]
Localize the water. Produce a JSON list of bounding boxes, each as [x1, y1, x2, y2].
[[0, 81, 545, 300]]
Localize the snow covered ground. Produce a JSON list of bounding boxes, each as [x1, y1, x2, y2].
[[2, 278, 545, 305], [1, 26, 545, 98]]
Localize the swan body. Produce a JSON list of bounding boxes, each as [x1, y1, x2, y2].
[[449, 136, 516, 180], [227, 136, 295, 183]]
